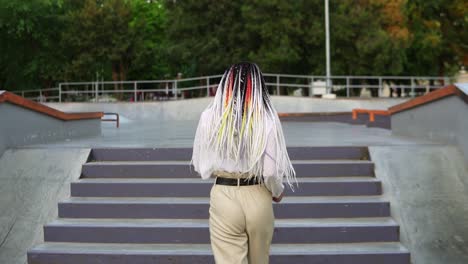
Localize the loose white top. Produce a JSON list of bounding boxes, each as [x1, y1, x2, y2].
[[193, 109, 285, 197]]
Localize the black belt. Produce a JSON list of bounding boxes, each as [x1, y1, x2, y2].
[[215, 177, 262, 186]]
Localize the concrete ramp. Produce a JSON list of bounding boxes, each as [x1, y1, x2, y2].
[[0, 149, 90, 264], [370, 145, 468, 264], [0, 91, 102, 157]]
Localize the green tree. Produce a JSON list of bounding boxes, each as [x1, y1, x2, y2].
[[127, 0, 169, 80], [62, 0, 169, 84], [0, 0, 65, 90], [330, 0, 408, 76], [404, 0, 467, 76], [62, 0, 132, 84]]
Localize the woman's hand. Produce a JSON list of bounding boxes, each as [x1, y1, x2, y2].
[[272, 192, 284, 203]]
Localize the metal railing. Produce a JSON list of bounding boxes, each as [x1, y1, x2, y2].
[[102, 112, 120, 128], [10, 74, 453, 103]]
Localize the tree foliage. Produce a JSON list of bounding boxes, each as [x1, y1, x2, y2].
[[0, 0, 466, 91]]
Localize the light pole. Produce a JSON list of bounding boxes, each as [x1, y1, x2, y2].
[[325, 0, 331, 94]]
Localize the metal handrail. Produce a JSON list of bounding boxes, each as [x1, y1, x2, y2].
[[9, 73, 453, 103], [101, 112, 119, 128], [352, 109, 390, 122]]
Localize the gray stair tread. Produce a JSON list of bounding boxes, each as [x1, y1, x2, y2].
[[75, 177, 379, 184], [29, 242, 409, 255], [48, 217, 397, 228], [62, 196, 388, 204], [85, 160, 374, 165]]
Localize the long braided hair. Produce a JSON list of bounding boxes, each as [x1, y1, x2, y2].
[[192, 62, 296, 188]]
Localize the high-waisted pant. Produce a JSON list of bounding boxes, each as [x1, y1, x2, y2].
[[209, 173, 274, 264]]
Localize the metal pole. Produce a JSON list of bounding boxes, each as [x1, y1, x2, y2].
[[325, 0, 331, 94], [58, 84, 62, 102], [276, 75, 280, 95], [411, 77, 415, 97], [134, 82, 137, 102], [173, 80, 177, 100], [95, 81, 98, 102], [206, 77, 210, 97], [378, 77, 382, 98], [310, 77, 314, 97], [346, 77, 350, 97]]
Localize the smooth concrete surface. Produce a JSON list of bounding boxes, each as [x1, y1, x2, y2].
[[455, 83, 468, 94], [23, 121, 439, 149], [0, 130, 6, 159], [45, 96, 406, 121], [392, 95, 468, 163], [0, 103, 100, 157], [370, 145, 468, 264], [2, 97, 466, 263], [0, 148, 90, 264]]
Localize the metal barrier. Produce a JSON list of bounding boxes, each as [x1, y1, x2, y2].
[[14, 87, 60, 102], [101, 113, 120, 128], [352, 109, 390, 122], [10, 74, 453, 103]]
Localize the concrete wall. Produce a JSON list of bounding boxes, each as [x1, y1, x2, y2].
[[0, 103, 101, 157], [370, 146, 468, 264], [391, 96, 468, 162], [0, 131, 6, 157], [46, 96, 406, 121], [0, 129, 6, 158], [0, 148, 90, 264]]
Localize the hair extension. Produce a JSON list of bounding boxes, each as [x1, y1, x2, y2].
[[191, 62, 296, 189]]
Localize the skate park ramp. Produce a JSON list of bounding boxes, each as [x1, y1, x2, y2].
[[390, 84, 468, 163], [0, 148, 90, 264], [0, 91, 102, 157], [0, 94, 467, 263]]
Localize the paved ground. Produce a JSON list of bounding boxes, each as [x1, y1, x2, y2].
[[0, 149, 90, 264], [2, 98, 467, 264], [23, 120, 439, 149], [370, 145, 468, 264]]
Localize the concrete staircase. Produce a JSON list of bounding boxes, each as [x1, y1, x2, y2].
[[28, 147, 410, 264]]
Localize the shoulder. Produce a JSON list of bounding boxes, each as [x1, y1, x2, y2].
[[199, 108, 211, 121]]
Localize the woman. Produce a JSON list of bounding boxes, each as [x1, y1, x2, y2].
[[191, 62, 296, 264]]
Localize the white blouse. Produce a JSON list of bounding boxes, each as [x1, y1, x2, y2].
[[194, 110, 285, 198]]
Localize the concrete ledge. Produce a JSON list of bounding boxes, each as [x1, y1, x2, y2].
[[0, 103, 101, 153]]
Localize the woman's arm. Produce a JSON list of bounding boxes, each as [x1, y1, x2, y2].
[[263, 128, 285, 201]]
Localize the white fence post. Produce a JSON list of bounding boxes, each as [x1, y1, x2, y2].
[[276, 75, 280, 95], [346, 77, 350, 97], [58, 84, 62, 102], [134, 81, 137, 102], [378, 77, 382, 97], [206, 77, 210, 97], [95, 81, 98, 102], [173, 80, 177, 99]]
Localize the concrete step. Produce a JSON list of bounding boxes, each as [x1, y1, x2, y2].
[[44, 218, 399, 244], [28, 242, 411, 264], [90, 146, 369, 162], [71, 177, 382, 197], [81, 160, 375, 178], [59, 196, 390, 219]]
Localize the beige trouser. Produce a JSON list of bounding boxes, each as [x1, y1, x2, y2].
[[209, 171, 274, 264]]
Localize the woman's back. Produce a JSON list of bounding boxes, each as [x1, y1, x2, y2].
[[192, 62, 295, 264]]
